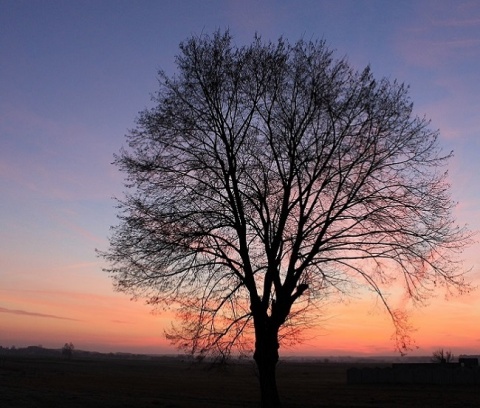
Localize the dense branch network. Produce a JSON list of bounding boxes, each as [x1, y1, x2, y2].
[[101, 31, 472, 359]]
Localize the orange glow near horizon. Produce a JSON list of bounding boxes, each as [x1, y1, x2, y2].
[[3, 279, 480, 356], [2, 232, 479, 357], [1, 281, 175, 354], [2, 1, 480, 360]]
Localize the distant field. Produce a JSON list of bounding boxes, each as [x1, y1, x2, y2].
[[1, 356, 480, 407]]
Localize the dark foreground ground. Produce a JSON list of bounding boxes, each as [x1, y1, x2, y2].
[[1, 356, 479, 407]]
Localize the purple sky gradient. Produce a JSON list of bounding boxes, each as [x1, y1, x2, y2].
[[1, 0, 479, 355]]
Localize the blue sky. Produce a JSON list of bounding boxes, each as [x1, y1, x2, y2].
[[1, 0, 479, 355]]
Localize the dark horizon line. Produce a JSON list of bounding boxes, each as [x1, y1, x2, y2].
[[2, 344, 478, 361]]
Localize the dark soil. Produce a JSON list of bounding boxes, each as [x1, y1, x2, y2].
[[1, 356, 479, 407]]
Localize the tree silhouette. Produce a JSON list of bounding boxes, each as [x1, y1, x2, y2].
[[62, 342, 74, 359], [432, 348, 455, 363], [101, 31, 472, 407]]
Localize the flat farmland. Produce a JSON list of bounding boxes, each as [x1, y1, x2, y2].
[[1, 356, 479, 407]]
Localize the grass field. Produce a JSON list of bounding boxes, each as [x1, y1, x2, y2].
[[1, 356, 480, 407]]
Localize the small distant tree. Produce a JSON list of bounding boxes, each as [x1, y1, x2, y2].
[[62, 342, 74, 359], [101, 31, 473, 408], [432, 348, 454, 363]]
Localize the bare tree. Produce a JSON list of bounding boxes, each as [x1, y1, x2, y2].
[[62, 342, 74, 359], [100, 31, 472, 407], [432, 348, 455, 363]]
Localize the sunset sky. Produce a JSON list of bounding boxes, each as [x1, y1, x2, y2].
[[1, 0, 480, 357]]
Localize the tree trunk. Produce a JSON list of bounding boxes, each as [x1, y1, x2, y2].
[[254, 324, 282, 408]]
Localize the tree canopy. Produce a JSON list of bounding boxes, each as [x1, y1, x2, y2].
[[101, 31, 472, 407]]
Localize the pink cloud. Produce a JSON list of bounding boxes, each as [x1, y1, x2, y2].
[[397, 36, 479, 69], [51, 211, 106, 246], [0, 102, 121, 203], [0, 306, 82, 321], [394, 2, 480, 69]]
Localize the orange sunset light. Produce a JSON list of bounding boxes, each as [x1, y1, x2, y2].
[[1, 1, 479, 359]]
